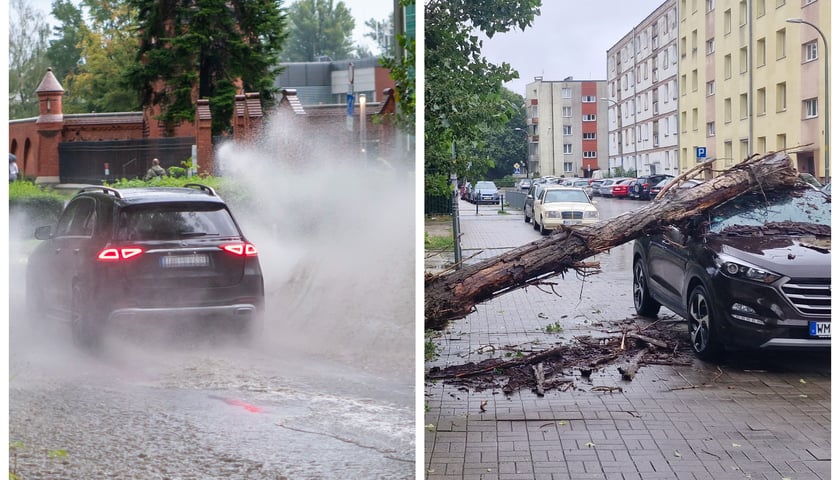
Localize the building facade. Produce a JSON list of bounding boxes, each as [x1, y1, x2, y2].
[[606, 0, 681, 177], [523, 77, 608, 178], [678, 0, 829, 182]]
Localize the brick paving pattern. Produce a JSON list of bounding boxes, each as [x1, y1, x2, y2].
[[424, 198, 830, 480]]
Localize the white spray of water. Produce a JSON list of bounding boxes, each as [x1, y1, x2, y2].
[[215, 114, 416, 379]]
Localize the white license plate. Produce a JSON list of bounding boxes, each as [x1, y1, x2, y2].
[[161, 254, 209, 268], [562, 220, 582, 225], [809, 321, 830, 338]]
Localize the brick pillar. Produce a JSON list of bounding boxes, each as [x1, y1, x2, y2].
[[195, 99, 214, 175], [34, 68, 65, 182]]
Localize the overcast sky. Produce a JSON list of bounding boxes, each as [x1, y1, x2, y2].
[[481, 0, 670, 95], [25, 0, 393, 54]]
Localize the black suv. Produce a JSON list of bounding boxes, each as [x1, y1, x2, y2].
[[632, 186, 831, 360], [26, 184, 265, 347], [629, 174, 674, 200]]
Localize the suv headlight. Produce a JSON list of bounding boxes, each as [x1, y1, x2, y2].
[[716, 256, 781, 284]]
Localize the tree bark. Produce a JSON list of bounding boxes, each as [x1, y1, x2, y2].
[[425, 152, 800, 330]]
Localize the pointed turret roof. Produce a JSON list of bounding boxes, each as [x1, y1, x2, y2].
[[36, 68, 65, 94]]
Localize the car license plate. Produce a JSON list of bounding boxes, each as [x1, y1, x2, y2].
[[161, 254, 209, 268], [809, 321, 830, 338], [562, 220, 582, 225]]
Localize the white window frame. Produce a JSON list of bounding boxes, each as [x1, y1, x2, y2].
[[583, 114, 597, 121], [562, 106, 573, 117], [563, 125, 573, 135], [561, 88, 572, 98], [583, 132, 596, 140], [583, 151, 597, 159], [563, 143, 573, 154], [707, 80, 715, 96], [804, 98, 818, 118], [805, 41, 818, 62]]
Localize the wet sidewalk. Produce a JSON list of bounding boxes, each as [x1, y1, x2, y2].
[[424, 198, 830, 480]]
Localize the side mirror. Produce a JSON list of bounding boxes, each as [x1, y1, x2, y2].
[[35, 225, 52, 240]]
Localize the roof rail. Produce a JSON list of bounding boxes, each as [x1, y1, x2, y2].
[[183, 183, 217, 197], [78, 186, 123, 199]]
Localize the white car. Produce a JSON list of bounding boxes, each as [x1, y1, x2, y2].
[[532, 186, 599, 235]]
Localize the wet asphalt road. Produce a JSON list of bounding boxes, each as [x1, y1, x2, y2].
[[9, 222, 416, 478]]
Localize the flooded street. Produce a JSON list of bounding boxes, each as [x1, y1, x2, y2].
[[10, 146, 417, 478]]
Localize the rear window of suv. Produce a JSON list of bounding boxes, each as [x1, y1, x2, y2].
[[116, 204, 240, 241]]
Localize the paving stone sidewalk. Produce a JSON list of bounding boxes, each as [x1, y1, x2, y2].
[[424, 198, 830, 480]]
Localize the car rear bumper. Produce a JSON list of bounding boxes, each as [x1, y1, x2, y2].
[[108, 303, 258, 323], [759, 338, 831, 349]]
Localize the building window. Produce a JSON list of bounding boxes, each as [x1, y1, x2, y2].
[[739, 0, 747, 26], [776, 134, 786, 151], [740, 47, 748, 73], [564, 143, 573, 154], [691, 69, 698, 91], [776, 82, 787, 111], [706, 38, 715, 54], [692, 108, 699, 131], [562, 88, 572, 98], [757, 38, 766, 66], [740, 93, 749, 119], [582, 95, 596, 103], [756, 0, 765, 17], [724, 54, 732, 79], [583, 132, 596, 140], [757, 87, 766, 115], [804, 98, 818, 118], [563, 125, 573, 135], [583, 114, 597, 121], [724, 9, 732, 35], [724, 97, 732, 123], [805, 41, 818, 62], [740, 139, 749, 163], [776, 29, 786, 59], [776, 0, 785, 7], [706, 0, 715, 12], [707, 121, 715, 136], [563, 106, 572, 117], [680, 74, 687, 94], [757, 136, 766, 153], [724, 141, 733, 164], [583, 151, 597, 158], [563, 162, 573, 173], [707, 80, 715, 96]]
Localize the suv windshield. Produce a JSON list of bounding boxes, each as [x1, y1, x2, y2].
[[709, 188, 831, 234], [475, 181, 496, 190], [117, 204, 240, 241]]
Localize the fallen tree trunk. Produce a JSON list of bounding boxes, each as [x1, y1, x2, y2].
[[426, 152, 800, 330]]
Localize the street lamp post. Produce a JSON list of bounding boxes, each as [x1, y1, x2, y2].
[[601, 98, 624, 175], [514, 127, 530, 177], [359, 93, 367, 164], [787, 18, 829, 183]]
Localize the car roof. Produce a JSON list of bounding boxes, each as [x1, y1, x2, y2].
[[74, 185, 227, 206]]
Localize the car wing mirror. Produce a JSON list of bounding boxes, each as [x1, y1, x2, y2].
[[34, 225, 52, 240]]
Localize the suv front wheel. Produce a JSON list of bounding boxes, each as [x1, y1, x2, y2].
[[687, 284, 723, 361]]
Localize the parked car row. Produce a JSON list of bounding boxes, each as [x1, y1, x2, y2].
[[459, 181, 501, 204]]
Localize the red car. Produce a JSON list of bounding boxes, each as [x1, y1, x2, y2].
[[611, 178, 636, 198]]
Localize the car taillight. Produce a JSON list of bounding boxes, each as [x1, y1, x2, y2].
[[97, 247, 144, 261], [221, 243, 258, 256]]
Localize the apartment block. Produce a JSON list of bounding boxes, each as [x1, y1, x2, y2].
[[606, 0, 681, 177], [678, 0, 829, 182], [523, 77, 608, 178]]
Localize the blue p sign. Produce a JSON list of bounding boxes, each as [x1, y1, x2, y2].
[[695, 146, 707, 158]]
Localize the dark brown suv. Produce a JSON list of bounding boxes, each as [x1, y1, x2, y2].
[[26, 184, 265, 348], [632, 186, 831, 360]]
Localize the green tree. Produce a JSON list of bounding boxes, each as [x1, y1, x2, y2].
[[9, 0, 51, 119], [424, 0, 540, 195], [363, 16, 393, 56], [46, 0, 85, 83], [127, 0, 288, 136], [483, 88, 527, 179], [379, 0, 415, 134], [283, 0, 355, 61]]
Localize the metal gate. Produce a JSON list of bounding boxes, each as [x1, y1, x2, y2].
[[58, 137, 195, 184]]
